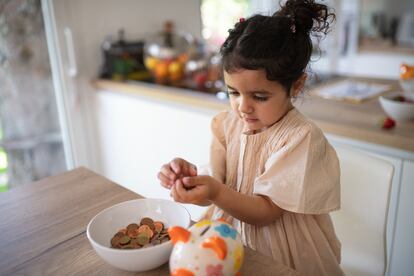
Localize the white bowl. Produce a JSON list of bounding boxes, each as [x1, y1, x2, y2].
[[86, 198, 191, 272], [399, 79, 414, 99], [379, 92, 414, 122], [400, 79, 414, 92]]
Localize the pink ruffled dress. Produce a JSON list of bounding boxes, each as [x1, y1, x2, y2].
[[203, 108, 343, 276]]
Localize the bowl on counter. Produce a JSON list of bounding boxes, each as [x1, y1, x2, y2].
[[399, 79, 414, 99], [379, 92, 414, 122], [86, 198, 191, 272]]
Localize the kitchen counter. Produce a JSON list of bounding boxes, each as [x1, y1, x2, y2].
[[0, 167, 299, 275], [93, 79, 414, 154]]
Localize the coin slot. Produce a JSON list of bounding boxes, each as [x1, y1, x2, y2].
[[200, 225, 211, 236]]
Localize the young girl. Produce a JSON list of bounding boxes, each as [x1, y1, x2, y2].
[[158, 0, 343, 275]]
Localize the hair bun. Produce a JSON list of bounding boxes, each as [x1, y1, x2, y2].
[[274, 0, 335, 34]]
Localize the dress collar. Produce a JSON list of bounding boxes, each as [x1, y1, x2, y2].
[[242, 107, 297, 136]]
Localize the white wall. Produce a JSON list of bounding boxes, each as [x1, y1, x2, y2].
[[337, 52, 414, 80]]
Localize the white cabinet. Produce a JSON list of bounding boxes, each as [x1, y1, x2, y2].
[[94, 89, 213, 221], [327, 134, 414, 276], [388, 160, 414, 276]]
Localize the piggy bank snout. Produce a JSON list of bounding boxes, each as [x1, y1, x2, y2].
[[168, 226, 191, 245]]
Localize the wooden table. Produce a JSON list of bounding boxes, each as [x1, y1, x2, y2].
[[0, 167, 299, 275]]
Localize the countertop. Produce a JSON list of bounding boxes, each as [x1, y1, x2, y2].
[[0, 167, 299, 275], [92, 79, 414, 153]]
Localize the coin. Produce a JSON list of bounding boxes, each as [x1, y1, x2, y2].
[[140, 217, 154, 225], [122, 244, 135, 249], [159, 232, 169, 239], [110, 217, 170, 250], [137, 233, 150, 246], [138, 225, 154, 239], [154, 221, 164, 233], [140, 217, 155, 231], [119, 235, 131, 245], [151, 232, 160, 242], [130, 238, 141, 249], [147, 221, 155, 231], [127, 228, 139, 238], [111, 236, 121, 248], [151, 239, 161, 245], [161, 236, 170, 243], [127, 223, 139, 231]]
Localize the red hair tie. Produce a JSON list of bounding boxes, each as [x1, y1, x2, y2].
[[239, 17, 245, 22]]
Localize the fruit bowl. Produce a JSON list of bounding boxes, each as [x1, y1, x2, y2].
[[143, 21, 193, 85], [86, 198, 191, 272], [379, 92, 414, 122]]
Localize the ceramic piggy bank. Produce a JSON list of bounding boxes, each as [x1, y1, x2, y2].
[[168, 219, 244, 276]]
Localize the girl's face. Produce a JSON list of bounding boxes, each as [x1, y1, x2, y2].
[[224, 69, 300, 132]]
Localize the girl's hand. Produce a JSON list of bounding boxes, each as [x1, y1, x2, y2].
[[157, 158, 197, 189], [170, 175, 222, 205]]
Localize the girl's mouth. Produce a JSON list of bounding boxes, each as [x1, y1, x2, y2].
[[244, 117, 258, 123]]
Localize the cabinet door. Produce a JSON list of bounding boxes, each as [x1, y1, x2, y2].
[[43, 0, 98, 168], [389, 160, 414, 276], [326, 135, 403, 274]]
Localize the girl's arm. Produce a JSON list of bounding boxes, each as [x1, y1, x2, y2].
[[214, 183, 284, 226], [175, 176, 284, 226]]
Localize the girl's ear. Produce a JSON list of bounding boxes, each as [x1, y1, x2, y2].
[[290, 73, 307, 97]]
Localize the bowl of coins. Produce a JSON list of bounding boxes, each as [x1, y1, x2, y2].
[[86, 198, 191, 272]]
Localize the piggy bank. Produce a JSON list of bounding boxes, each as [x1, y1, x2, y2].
[[168, 220, 244, 276]]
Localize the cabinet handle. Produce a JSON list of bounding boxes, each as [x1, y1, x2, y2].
[[63, 27, 77, 77]]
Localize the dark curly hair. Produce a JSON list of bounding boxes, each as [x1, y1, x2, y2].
[[220, 0, 335, 94]]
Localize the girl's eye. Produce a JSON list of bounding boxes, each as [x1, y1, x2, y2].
[[253, 95, 269, 102], [227, 90, 239, 97]]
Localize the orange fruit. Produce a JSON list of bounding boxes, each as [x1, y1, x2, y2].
[[154, 62, 169, 79], [144, 57, 158, 71], [177, 53, 189, 64], [168, 61, 183, 75], [400, 64, 414, 80]]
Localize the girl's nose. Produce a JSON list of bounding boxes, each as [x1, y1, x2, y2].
[[238, 96, 253, 114]]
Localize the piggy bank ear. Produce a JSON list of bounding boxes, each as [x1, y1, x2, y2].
[[168, 226, 191, 245], [202, 236, 227, 260]]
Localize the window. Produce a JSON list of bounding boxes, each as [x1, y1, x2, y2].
[[201, 0, 250, 51], [0, 125, 8, 192]]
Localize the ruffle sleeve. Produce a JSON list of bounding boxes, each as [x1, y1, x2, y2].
[[207, 111, 227, 183], [253, 125, 340, 214]]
